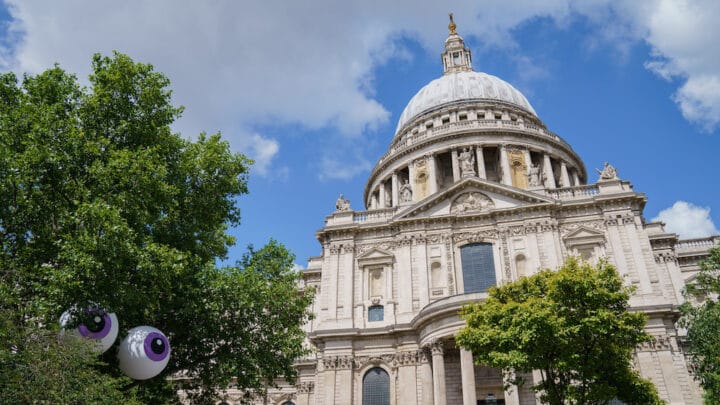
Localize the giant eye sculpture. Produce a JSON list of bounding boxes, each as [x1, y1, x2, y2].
[[60, 307, 119, 354], [61, 308, 170, 380], [118, 326, 171, 380]]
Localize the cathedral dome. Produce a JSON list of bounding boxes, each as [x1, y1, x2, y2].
[[395, 71, 537, 134]]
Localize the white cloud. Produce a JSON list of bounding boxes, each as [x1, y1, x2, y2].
[[238, 133, 280, 177], [318, 154, 372, 181], [652, 201, 719, 239], [638, 0, 720, 131], [2, 0, 719, 180]]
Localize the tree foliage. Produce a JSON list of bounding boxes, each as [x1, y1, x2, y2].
[[456, 258, 662, 405], [0, 53, 313, 403], [681, 246, 720, 403]]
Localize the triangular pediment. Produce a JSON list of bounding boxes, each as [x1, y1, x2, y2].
[[356, 247, 394, 266], [395, 177, 554, 220], [563, 226, 605, 240], [357, 247, 393, 260]]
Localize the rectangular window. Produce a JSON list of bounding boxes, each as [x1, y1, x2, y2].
[[461, 243, 497, 293], [368, 305, 384, 322]]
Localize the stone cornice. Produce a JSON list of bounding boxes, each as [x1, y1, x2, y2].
[[315, 192, 646, 242]]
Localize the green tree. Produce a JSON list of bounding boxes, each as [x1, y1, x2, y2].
[[456, 258, 662, 405], [681, 246, 720, 403], [0, 53, 313, 403]]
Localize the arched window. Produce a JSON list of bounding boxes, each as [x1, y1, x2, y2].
[[280, 402, 295, 405], [363, 367, 390, 405], [460, 243, 496, 293]]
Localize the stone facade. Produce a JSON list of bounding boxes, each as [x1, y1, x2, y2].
[[219, 19, 715, 405]]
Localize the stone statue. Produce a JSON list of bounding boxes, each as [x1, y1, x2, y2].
[[399, 179, 412, 203], [335, 194, 351, 212], [596, 162, 618, 181], [459, 147, 476, 177], [528, 163, 541, 187]]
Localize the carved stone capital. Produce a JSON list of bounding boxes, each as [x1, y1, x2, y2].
[[296, 382, 315, 394], [636, 335, 679, 353], [417, 348, 431, 364], [429, 339, 444, 356]]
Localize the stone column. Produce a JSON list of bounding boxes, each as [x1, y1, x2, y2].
[[559, 161, 570, 188], [296, 382, 314, 405], [379, 182, 386, 208], [503, 371, 520, 405], [322, 365, 336, 405], [419, 349, 435, 405], [451, 149, 460, 182], [370, 193, 377, 209], [431, 341, 447, 405], [428, 155, 438, 195], [475, 146, 486, 179], [460, 348, 477, 405], [397, 352, 419, 405], [499, 145, 512, 186], [571, 169, 580, 186], [335, 358, 353, 405], [392, 172, 399, 207], [543, 154, 556, 188]]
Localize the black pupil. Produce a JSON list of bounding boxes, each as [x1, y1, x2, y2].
[[151, 338, 165, 354], [86, 314, 105, 333]]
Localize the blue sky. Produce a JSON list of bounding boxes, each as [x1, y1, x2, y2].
[[1, 1, 719, 267]]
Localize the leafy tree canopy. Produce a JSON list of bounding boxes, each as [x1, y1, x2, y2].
[[0, 53, 313, 403], [681, 246, 720, 403], [456, 257, 662, 405]]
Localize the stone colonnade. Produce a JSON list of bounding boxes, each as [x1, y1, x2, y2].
[[426, 340, 519, 405], [368, 144, 581, 209]]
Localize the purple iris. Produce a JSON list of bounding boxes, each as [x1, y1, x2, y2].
[[143, 332, 169, 361], [78, 309, 112, 339]]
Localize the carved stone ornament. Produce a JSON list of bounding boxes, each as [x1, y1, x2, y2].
[[528, 163, 541, 187], [596, 161, 618, 181], [414, 156, 428, 170], [458, 147, 476, 178], [335, 193, 351, 212], [296, 382, 315, 394], [427, 339, 444, 356], [450, 192, 494, 214], [399, 179, 413, 203]]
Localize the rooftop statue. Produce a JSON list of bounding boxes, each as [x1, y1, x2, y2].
[[596, 162, 618, 181]]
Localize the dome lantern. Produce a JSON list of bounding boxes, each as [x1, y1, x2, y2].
[[442, 13, 472, 75]]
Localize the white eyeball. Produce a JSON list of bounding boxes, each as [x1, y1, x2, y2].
[[118, 326, 171, 380], [60, 307, 119, 354]]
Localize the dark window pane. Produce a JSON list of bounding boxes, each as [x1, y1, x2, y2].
[[368, 305, 384, 322], [363, 367, 390, 405], [461, 243, 496, 293]]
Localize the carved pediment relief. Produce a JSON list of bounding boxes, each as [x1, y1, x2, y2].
[[450, 192, 494, 214], [395, 177, 554, 220]]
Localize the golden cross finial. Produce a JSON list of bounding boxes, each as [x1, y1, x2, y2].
[[448, 13, 457, 35]]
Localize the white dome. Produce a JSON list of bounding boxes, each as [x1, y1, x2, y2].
[[395, 71, 536, 133]]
